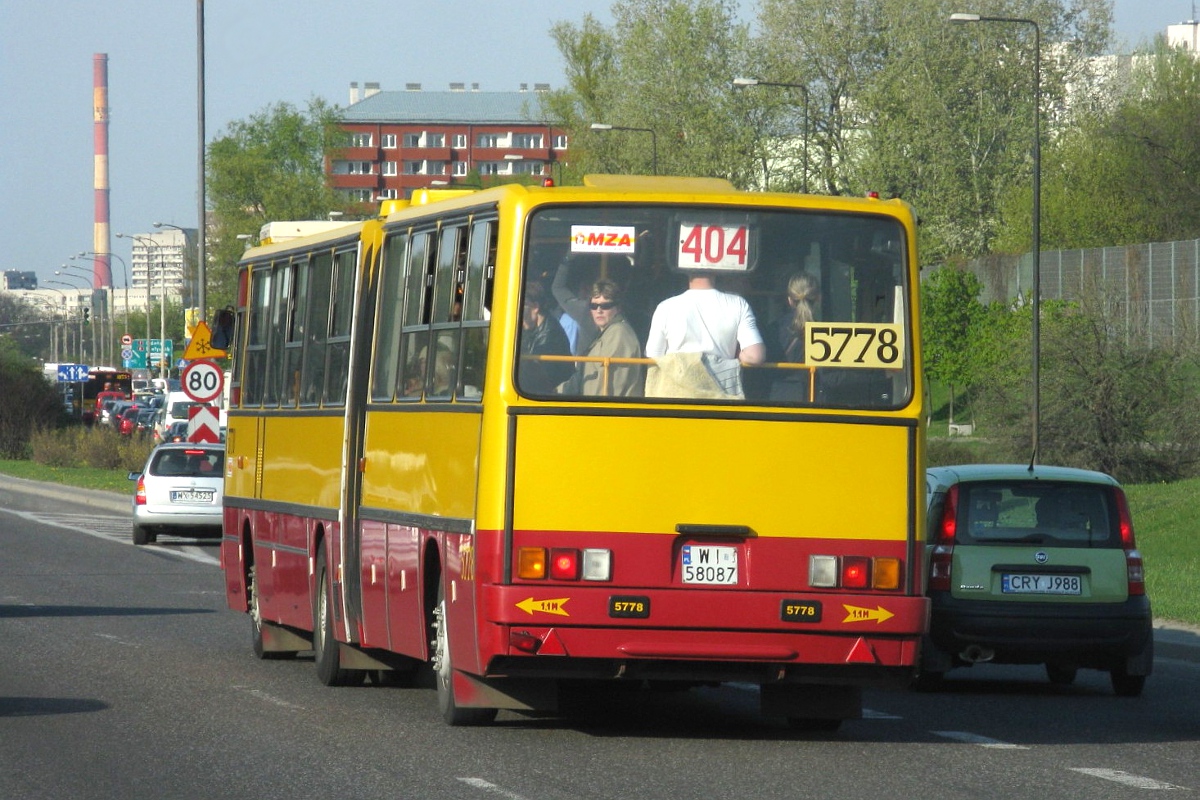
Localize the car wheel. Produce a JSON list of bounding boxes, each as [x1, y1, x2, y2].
[[132, 524, 152, 546], [432, 579, 496, 726], [313, 543, 364, 687], [1111, 667, 1146, 697], [1045, 664, 1078, 685]]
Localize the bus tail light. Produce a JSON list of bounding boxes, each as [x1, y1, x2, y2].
[[1114, 489, 1145, 595], [518, 547, 611, 581], [928, 485, 959, 592], [809, 555, 902, 590]]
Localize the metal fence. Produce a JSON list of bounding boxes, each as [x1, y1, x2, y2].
[[949, 238, 1200, 348]]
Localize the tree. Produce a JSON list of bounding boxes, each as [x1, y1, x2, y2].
[[206, 99, 353, 313], [1005, 42, 1200, 250], [0, 336, 64, 458], [546, 0, 756, 183], [921, 266, 985, 429]]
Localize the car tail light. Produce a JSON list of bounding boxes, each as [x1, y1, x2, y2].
[[134, 476, 147, 506], [1114, 488, 1145, 595], [928, 485, 959, 592]]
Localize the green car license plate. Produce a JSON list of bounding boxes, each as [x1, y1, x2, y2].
[[1001, 573, 1081, 595]]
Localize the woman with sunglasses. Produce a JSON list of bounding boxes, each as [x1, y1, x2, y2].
[[578, 280, 644, 397]]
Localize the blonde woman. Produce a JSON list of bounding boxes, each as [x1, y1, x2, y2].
[[767, 272, 820, 401]]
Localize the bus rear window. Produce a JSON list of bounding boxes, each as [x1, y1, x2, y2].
[[517, 204, 911, 409]]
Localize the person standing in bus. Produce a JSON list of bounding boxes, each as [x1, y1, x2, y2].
[[767, 272, 820, 401], [577, 280, 643, 397], [645, 271, 764, 396], [519, 282, 573, 394]]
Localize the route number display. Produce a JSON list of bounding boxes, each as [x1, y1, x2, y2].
[[677, 223, 750, 271], [181, 359, 224, 403]]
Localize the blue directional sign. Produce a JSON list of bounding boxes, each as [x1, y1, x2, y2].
[[57, 364, 90, 382]]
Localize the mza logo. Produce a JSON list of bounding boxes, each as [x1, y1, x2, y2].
[[570, 225, 637, 254]]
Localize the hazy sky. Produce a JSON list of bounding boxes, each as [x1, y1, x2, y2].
[[0, 0, 1188, 287]]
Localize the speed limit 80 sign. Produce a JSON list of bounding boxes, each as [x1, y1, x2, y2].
[[181, 359, 224, 403]]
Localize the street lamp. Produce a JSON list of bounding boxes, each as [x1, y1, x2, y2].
[[732, 77, 811, 193], [57, 264, 99, 365], [950, 11, 1041, 463], [119, 232, 168, 380], [77, 250, 130, 366], [590, 123, 658, 175], [48, 279, 88, 364]]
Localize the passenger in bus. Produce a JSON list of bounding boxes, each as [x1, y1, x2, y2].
[[519, 281, 573, 394], [644, 271, 764, 396], [766, 272, 820, 402], [576, 280, 643, 397]]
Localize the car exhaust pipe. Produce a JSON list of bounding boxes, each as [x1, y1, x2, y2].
[[959, 645, 995, 664]]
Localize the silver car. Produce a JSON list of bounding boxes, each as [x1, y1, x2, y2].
[[128, 442, 225, 545]]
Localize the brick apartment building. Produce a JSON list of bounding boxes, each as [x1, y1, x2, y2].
[[329, 82, 568, 201]]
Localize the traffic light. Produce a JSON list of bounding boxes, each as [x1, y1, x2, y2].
[[83, 307, 90, 324]]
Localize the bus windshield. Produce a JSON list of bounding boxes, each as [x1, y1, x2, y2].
[[517, 204, 911, 408]]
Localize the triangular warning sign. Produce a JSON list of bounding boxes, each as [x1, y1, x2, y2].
[[182, 320, 228, 360]]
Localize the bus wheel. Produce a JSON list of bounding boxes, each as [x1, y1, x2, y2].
[[250, 565, 295, 661], [313, 543, 364, 687], [432, 580, 496, 726]]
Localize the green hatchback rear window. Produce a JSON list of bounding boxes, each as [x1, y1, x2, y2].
[[957, 482, 1116, 547]]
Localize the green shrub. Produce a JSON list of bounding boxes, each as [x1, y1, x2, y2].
[[30, 427, 153, 472]]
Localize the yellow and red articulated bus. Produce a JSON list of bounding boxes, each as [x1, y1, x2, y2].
[[220, 175, 929, 728]]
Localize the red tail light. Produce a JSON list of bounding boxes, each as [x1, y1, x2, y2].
[[134, 476, 147, 506], [549, 549, 579, 580], [1114, 488, 1145, 595], [928, 485, 958, 592], [842, 556, 870, 589]]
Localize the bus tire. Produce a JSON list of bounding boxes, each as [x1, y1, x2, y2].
[[313, 543, 365, 687], [433, 580, 496, 726], [250, 565, 295, 661]]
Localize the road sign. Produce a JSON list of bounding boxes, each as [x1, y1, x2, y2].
[[181, 359, 224, 403], [182, 321, 227, 360], [56, 364, 90, 382], [187, 405, 221, 443], [121, 334, 133, 346]]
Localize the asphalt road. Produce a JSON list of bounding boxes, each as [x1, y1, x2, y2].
[[2, 474, 1198, 800]]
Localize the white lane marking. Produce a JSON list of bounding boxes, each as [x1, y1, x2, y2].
[[1070, 769, 1189, 790], [95, 633, 139, 647], [3, 509, 219, 566], [231, 686, 305, 711], [457, 778, 533, 800], [932, 731, 1029, 749], [863, 708, 902, 719]]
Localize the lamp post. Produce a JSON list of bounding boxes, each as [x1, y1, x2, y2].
[[732, 77, 811, 193], [950, 12, 1041, 463], [76, 250, 129, 367], [119, 232, 167, 379], [56, 264, 100, 365], [48, 279, 88, 364], [590, 123, 658, 175]]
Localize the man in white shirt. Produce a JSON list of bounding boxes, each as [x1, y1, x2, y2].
[[644, 272, 765, 396]]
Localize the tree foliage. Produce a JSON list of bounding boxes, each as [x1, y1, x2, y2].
[[544, 0, 755, 182], [1007, 42, 1200, 249], [921, 266, 986, 425], [206, 99, 353, 314], [0, 336, 64, 458]]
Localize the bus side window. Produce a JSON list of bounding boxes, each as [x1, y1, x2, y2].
[[426, 223, 466, 401], [301, 251, 333, 405], [371, 231, 409, 402], [459, 218, 495, 400], [262, 260, 291, 407], [324, 247, 357, 405], [242, 265, 272, 407], [281, 254, 310, 408], [397, 230, 436, 399]]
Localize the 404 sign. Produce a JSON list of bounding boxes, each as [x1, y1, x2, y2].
[[181, 359, 224, 403]]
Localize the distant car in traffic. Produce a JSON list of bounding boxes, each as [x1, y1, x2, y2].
[[128, 442, 225, 546], [920, 464, 1153, 696], [162, 420, 189, 443]]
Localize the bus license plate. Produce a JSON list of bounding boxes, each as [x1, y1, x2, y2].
[[170, 489, 214, 504], [1001, 574, 1081, 595], [681, 545, 738, 585]]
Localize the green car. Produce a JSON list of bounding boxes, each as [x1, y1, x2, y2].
[[921, 464, 1153, 696]]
